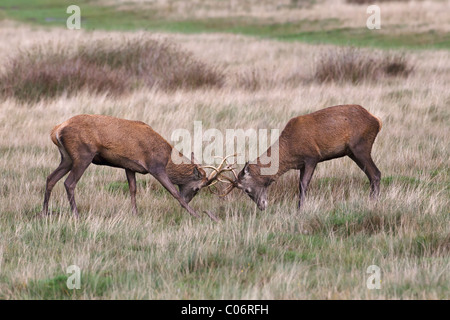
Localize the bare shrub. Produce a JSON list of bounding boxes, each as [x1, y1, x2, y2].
[[312, 47, 412, 84], [77, 38, 225, 90], [0, 51, 129, 103], [0, 38, 224, 102]]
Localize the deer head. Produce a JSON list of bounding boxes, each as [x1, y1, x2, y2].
[[202, 159, 273, 210], [234, 162, 275, 210], [167, 152, 208, 204]]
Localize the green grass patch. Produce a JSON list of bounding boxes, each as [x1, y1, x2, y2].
[[277, 28, 450, 49], [26, 272, 113, 299], [381, 175, 422, 187], [1, 0, 449, 49], [105, 180, 149, 194]]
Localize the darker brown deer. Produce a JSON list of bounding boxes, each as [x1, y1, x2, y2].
[[227, 105, 382, 210], [41, 114, 222, 221]]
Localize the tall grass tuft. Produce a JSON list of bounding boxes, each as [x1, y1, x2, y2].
[[312, 47, 412, 84], [0, 49, 130, 103], [77, 38, 225, 90], [0, 38, 224, 102]]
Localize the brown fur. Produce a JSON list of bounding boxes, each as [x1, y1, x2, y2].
[[42, 114, 207, 218], [238, 105, 382, 209]]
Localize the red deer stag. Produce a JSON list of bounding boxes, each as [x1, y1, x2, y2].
[[222, 105, 382, 210], [41, 114, 228, 221]]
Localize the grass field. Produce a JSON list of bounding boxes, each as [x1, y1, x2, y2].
[[1, 0, 450, 48], [0, 1, 449, 299]]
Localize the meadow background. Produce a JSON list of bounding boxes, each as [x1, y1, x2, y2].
[[0, 0, 448, 299]]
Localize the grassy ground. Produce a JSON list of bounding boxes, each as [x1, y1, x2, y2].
[[1, 0, 449, 49], [0, 1, 449, 299]]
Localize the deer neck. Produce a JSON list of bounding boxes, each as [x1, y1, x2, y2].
[[255, 137, 294, 182], [166, 157, 196, 185]]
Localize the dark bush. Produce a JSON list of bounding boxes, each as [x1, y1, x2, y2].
[[0, 38, 224, 102], [0, 52, 129, 103], [312, 47, 412, 84], [76, 38, 224, 90]]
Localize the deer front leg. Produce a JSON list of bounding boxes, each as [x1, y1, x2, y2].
[[125, 169, 138, 215], [149, 166, 201, 219], [298, 160, 317, 209]]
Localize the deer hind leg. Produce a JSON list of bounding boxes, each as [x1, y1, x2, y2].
[[298, 160, 317, 209], [349, 142, 381, 199], [125, 169, 138, 215], [63, 153, 95, 217], [41, 147, 73, 216]]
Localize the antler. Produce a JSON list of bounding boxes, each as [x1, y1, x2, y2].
[[209, 182, 236, 197], [202, 154, 238, 197]]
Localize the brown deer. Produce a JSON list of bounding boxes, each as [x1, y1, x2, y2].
[[221, 105, 382, 210], [41, 114, 227, 221]]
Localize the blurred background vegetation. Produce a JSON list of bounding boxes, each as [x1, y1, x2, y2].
[[1, 0, 449, 49]]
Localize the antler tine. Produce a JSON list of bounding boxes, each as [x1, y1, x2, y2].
[[204, 166, 234, 182], [202, 165, 223, 181], [207, 175, 234, 186], [224, 155, 239, 180], [213, 153, 239, 181], [208, 182, 236, 197], [202, 160, 229, 181], [228, 163, 239, 181], [202, 153, 239, 185], [220, 183, 236, 197], [201, 154, 239, 199]]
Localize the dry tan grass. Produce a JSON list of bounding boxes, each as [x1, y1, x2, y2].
[[0, 22, 448, 299], [100, 0, 450, 32]]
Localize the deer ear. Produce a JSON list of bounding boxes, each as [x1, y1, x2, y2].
[[243, 162, 250, 175], [193, 166, 202, 180]]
